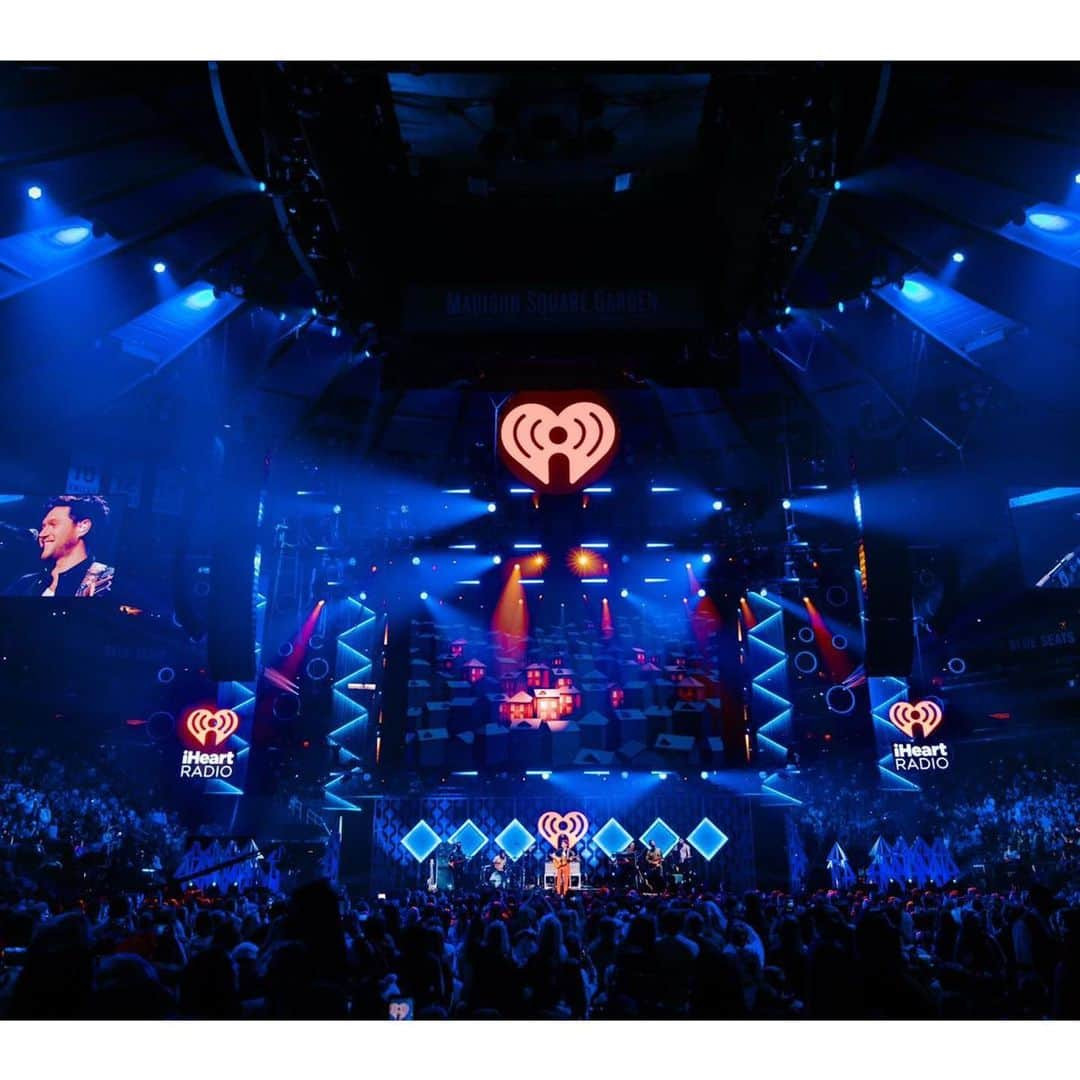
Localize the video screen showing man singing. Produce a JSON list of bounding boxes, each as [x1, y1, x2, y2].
[[3, 494, 115, 598]]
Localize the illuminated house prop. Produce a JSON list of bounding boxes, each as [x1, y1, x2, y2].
[[508, 691, 536, 722], [534, 687, 563, 723], [525, 662, 552, 688], [464, 658, 487, 684]]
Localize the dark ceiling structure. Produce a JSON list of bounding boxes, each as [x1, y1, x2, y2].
[[1, 61, 1079, 508]]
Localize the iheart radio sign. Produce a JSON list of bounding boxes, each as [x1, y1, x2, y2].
[[178, 707, 240, 780], [499, 391, 619, 495], [537, 811, 589, 851]]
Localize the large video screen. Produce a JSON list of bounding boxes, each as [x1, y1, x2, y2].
[[401, 555, 740, 773], [1009, 486, 1080, 589]]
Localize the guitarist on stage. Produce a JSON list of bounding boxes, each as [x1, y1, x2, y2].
[[553, 834, 573, 896]]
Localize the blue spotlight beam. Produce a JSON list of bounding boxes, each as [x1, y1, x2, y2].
[[875, 273, 1021, 362]]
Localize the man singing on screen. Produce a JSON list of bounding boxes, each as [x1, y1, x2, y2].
[[3, 495, 114, 597]]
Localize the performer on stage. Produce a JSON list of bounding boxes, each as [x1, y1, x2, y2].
[[675, 837, 694, 885], [3, 495, 114, 598], [553, 834, 572, 897], [448, 843, 466, 891], [644, 840, 664, 892]]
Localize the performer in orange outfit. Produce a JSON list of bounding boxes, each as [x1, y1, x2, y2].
[[553, 834, 572, 896]]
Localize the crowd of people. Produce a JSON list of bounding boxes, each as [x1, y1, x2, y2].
[[2, 877, 1078, 1019], [794, 748, 1080, 875], [0, 747, 187, 887], [2, 740, 1079, 1019]]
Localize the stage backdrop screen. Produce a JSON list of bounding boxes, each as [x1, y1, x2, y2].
[[1010, 487, 1080, 589], [400, 562, 736, 773]]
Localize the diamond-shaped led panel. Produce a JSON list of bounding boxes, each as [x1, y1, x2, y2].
[[495, 819, 535, 862], [593, 817, 633, 859], [687, 817, 728, 861], [401, 820, 441, 863], [448, 819, 489, 859], [640, 817, 680, 857]]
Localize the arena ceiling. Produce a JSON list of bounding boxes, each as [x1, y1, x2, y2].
[[0, 62, 1079, 493]]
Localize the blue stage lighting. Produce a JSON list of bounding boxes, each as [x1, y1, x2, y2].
[[541, 771, 551, 780], [333, 504, 342, 515], [51, 225, 91, 247], [951, 250, 965, 264], [759, 587, 768, 597], [1075, 173, 1080, 185], [279, 312, 287, 321], [1027, 211, 1075, 234], [700, 771, 709, 780], [712, 499, 724, 511], [492, 554, 502, 565], [258, 181, 267, 192], [153, 261, 167, 274], [27, 185, 43, 200], [619, 588, 629, 599], [697, 588, 706, 598], [640, 817, 679, 856], [702, 553, 712, 564], [593, 818, 633, 859], [487, 502, 497, 513], [331, 326, 339, 338], [686, 818, 729, 861], [411, 555, 421, 566], [419, 591, 429, 601], [900, 279, 933, 303], [833, 179, 842, 191], [782, 498, 791, 510], [837, 300, 845, 313], [654, 771, 668, 781], [494, 819, 536, 862], [620, 771, 629, 779], [783, 305, 792, 316], [359, 591, 367, 601], [447, 819, 489, 859], [183, 288, 216, 311], [401, 820, 441, 862]]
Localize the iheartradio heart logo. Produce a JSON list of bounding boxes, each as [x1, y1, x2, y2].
[[888, 700, 943, 739], [537, 810, 590, 851], [184, 708, 240, 747], [499, 392, 619, 494]]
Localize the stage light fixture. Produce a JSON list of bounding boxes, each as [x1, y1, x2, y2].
[[332, 504, 342, 515], [837, 301, 845, 313], [951, 250, 965, 264], [27, 184, 43, 200], [782, 498, 792, 510], [759, 587, 768, 597], [1027, 211, 1075, 234], [700, 771, 709, 780], [1075, 173, 1080, 184], [359, 591, 367, 601], [419, 591, 429, 601], [411, 555, 421, 566], [712, 499, 724, 511], [619, 588, 629, 598], [833, 179, 842, 191], [697, 588, 706, 598], [900, 279, 933, 303], [487, 502, 497, 513], [51, 225, 91, 247], [183, 288, 216, 311], [492, 554, 502, 565], [258, 181, 267, 192], [702, 553, 712, 564], [153, 261, 167, 274]]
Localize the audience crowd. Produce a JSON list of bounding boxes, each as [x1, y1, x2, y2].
[[795, 749, 1080, 874], [1, 742, 1079, 1020]]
